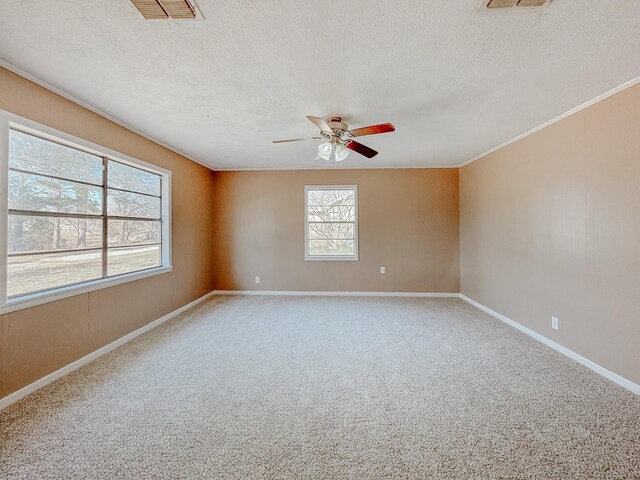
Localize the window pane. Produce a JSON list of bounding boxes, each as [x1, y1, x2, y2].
[[8, 250, 102, 297], [307, 189, 355, 206], [9, 171, 103, 215], [306, 187, 357, 259], [108, 220, 161, 247], [9, 129, 103, 185], [108, 161, 161, 196], [308, 240, 355, 257], [8, 215, 102, 254], [308, 222, 354, 240], [307, 205, 355, 222], [108, 244, 161, 277], [107, 189, 160, 219]]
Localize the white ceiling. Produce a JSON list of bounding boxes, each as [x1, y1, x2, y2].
[[0, 0, 639, 170]]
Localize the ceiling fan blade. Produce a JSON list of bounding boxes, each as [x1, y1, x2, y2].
[[348, 122, 395, 137], [272, 137, 322, 144], [345, 140, 378, 158], [307, 116, 333, 133]]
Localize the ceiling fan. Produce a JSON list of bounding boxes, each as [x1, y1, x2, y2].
[[273, 116, 395, 162]]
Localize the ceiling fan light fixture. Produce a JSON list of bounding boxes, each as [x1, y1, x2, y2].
[[317, 142, 332, 161], [334, 143, 350, 162]]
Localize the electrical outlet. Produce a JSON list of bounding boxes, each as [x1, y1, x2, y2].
[[380, 266, 385, 274], [552, 316, 559, 330], [255, 276, 261, 284]]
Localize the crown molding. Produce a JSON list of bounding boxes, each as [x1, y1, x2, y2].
[[459, 75, 640, 168], [212, 164, 459, 172]]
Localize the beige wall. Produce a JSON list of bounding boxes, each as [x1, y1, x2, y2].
[[212, 169, 460, 293], [0, 67, 217, 399], [460, 83, 640, 385]]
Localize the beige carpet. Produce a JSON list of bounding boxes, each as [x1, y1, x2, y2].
[[1, 296, 639, 479]]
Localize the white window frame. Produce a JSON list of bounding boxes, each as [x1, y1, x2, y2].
[[304, 184, 359, 261], [0, 110, 172, 314]]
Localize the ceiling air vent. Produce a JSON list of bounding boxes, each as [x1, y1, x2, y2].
[[130, 0, 198, 19], [517, 0, 552, 5], [485, 0, 553, 8], [159, 0, 196, 18], [487, 0, 518, 7], [131, 0, 168, 19]]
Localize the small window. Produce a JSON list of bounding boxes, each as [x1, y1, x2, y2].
[[305, 185, 358, 261], [2, 121, 171, 308]]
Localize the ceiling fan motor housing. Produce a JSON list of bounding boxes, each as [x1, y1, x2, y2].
[[326, 116, 348, 132]]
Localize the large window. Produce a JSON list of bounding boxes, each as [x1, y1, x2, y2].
[[304, 185, 358, 261], [1, 114, 171, 311]]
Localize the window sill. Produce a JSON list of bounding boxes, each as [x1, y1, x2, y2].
[[0, 265, 173, 314], [304, 256, 359, 262]]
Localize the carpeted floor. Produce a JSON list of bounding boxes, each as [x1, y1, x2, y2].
[[1, 296, 639, 479]]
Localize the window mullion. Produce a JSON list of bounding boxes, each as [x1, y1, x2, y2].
[[101, 158, 108, 279]]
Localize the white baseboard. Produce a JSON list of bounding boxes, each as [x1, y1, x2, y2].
[[459, 294, 640, 396], [212, 290, 459, 298], [4, 290, 635, 410], [0, 290, 217, 411]]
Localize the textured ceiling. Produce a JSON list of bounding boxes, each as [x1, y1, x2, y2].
[[0, 0, 639, 170]]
